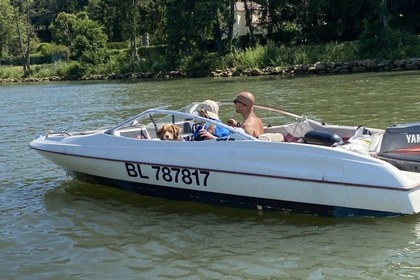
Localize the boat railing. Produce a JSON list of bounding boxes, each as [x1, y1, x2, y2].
[[45, 131, 71, 138], [104, 108, 257, 141]]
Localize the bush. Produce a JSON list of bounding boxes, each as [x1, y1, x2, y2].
[[59, 61, 86, 78], [0, 56, 17, 66], [177, 51, 221, 73], [138, 45, 167, 57], [107, 41, 128, 50], [358, 23, 419, 59], [0, 65, 22, 78], [33, 43, 69, 64], [35, 43, 67, 56], [29, 64, 55, 78]]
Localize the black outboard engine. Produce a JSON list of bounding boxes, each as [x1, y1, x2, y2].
[[303, 130, 343, 146], [378, 123, 420, 172]]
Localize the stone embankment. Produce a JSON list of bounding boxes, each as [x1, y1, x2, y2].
[[1, 58, 419, 83]]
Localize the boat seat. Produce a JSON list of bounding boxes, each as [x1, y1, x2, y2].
[[284, 120, 313, 138], [115, 127, 150, 139], [258, 133, 285, 142], [146, 123, 158, 138]]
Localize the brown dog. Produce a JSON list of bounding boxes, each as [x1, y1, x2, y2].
[[157, 124, 182, 141]]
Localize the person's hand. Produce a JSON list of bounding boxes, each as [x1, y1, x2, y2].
[[227, 119, 237, 127], [199, 128, 216, 139]]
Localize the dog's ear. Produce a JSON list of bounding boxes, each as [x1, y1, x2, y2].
[[157, 126, 164, 138], [172, 125, 182, 140]]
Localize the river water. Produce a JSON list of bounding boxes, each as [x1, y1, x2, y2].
[[1, 71, 420, 279]]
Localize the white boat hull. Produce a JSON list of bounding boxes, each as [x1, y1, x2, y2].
[[31, 132, 420, 216]]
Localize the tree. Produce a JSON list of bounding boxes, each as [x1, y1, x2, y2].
[[225, 0, 235, 53], [50, 12, 77, 49], [166, 0, 229, 57], [29, 0, 88, 42], [243, 0, 257, 47], [165, 0, 198, 56], [12, 0, 38, 75], [50, 11, 108, 64], [0, 0, 16, 59], [129, 0, 139, 63]]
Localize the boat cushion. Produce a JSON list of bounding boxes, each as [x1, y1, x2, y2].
[[258, 133, 285, 142]]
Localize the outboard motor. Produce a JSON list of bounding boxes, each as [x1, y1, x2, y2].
[[303, 130, 343, 146], [378, 123, 420, 172]]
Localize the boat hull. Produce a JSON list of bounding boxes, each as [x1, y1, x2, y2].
[[31, 140, 420, 217]]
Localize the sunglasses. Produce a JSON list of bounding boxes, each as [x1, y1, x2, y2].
[[233, 99, 247, 106]]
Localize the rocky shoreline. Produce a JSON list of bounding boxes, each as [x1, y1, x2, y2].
[[1, 58, 419, 83]]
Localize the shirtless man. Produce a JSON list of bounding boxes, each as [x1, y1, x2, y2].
[[227, 91, 264, 137]]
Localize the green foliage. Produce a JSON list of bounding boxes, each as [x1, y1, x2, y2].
[[177, 52, 220, 72], [0, 65, 23, 79], [30, 53, 50, 65], [127, 54, 172, 73], [0, 0, 28, 58], [166, 0, 219, 57], [35, 43, 68, 56], [107, 42, 128, 50], [50, 12, 78, 47], [138, 45, 167, 57], [228, 41, 360, 70], [83, 47, 172, 74], [61, 60, 86, 78], [29, 64, 57, 78], [31, 43, 69, 64], [285, 42, 359, 64], [359, 23, 419, 59], [139, 55, 172, 72], [0, 60, 85, 79], [3, 0, 420, 80], [391, 14, 420, 34], [232, 46, 265, 69], [0, 0, 15, 58], [50, 12, 108, 64]]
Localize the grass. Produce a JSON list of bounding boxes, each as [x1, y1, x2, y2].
[[0, 65, 23, 79], [1, 36, 419, 80]]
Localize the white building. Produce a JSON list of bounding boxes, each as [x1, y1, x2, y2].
[[233, 1, 266, 37]]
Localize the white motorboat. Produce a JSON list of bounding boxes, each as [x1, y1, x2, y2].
[[29, 102, 420, 216]]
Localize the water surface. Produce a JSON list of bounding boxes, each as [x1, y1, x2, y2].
[[1, 71, 420, 279]]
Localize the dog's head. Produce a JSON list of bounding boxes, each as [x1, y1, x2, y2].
[[157, 124, 182, 141]]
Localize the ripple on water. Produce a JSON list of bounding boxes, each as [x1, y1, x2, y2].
[[2, 76, 420, 279]]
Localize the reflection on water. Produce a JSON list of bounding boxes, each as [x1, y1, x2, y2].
[[22, 181, 418, 279], [1, 71, 420, 279]]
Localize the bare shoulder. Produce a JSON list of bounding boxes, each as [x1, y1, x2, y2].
[[242, 116, 264, 137]]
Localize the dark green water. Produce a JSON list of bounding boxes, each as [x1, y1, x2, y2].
[[1, 71, 420, 279]]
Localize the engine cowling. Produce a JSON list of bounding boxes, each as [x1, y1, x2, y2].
[[378, 123, 420, 172]]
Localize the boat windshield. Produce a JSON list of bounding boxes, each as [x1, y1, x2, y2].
[[104, 103, 255, 141]]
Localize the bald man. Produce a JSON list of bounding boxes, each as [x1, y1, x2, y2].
[[227, 91, 264, 137]]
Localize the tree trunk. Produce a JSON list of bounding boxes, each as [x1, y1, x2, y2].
[[243, 0, 256, 48], [13, 4, 31, 76], [131, 0, 139, 63], [225, 0, 235, 53], [13, 6, 26, 73], [212, 1, 223, 55], [24, 13, 31, 74], [380, 0, 389, 29]]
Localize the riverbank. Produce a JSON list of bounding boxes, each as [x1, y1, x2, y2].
[[1, 57, 419, 83]]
